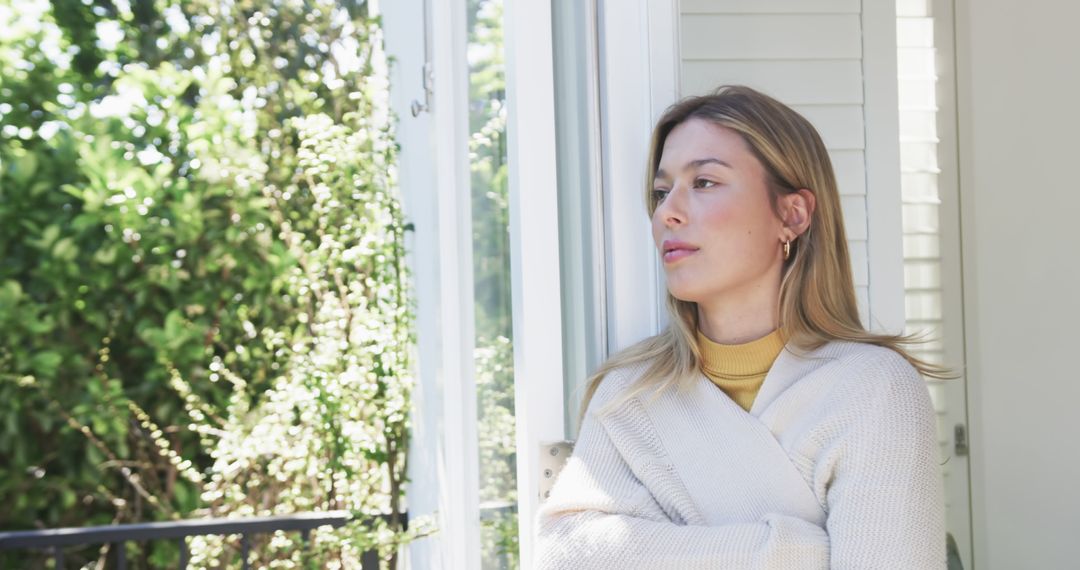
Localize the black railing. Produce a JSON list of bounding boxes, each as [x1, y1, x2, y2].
[[0, 510, 407, 569]]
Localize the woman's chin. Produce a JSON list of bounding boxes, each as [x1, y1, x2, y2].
[[665, 284, 705, 304]]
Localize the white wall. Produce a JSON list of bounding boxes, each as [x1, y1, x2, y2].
[[955, 1, 1080, 567]]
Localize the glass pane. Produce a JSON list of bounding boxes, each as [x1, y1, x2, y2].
[[552, 0, 606, 437], [466, 0, 518, 567]]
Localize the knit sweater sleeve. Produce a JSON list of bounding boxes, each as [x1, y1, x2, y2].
[[534, 383, 829, 569], [823, 353, 947, 569]]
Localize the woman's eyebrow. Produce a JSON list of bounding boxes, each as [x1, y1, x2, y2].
[[655, 157, 734, 180], [688, 157, 733, 169]]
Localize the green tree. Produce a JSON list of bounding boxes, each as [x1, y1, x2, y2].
[[467, 0, 520, 567], [0, 0, 417, 567]]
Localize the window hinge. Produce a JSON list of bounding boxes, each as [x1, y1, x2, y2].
[[538, 440, 575, 502]]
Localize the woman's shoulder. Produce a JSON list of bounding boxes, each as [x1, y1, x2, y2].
[[587, 360, 649, 408], [585, 334, 672, 404], [812, 339, 916, 370], [801, 339, 929, 407]]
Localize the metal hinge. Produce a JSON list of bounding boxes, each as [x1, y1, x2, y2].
[[538, 441, 575, 502]]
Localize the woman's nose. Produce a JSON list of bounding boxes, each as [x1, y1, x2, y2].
[[657, 186, 687, 227]]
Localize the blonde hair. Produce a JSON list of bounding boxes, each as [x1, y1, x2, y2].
[[579, 85, 951, 425]]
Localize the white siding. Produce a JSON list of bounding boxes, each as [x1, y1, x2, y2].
[[831, 150, 867, 196], [681, 15, 861, 60], [841, 195, 868, 240], [678, 1, 873, 324], [792, 105, 865, 150], [681, 61, 864, 104], [681, 0, 861, 15]]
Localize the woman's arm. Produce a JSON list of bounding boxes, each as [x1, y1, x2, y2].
[[534, 402, 829, 569], [537, 509, 828, 570], [823, 355, 947, 569]]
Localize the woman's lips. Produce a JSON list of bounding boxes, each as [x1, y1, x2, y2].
[[661, 239, 699, 263], [663, 248, 697, 263]]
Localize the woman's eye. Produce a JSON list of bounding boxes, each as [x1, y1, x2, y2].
[[694, 178, 716, 189], [652, 189, 669, 202]]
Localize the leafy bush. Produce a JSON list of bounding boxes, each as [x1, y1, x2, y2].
[[0, 0, 417, 567]]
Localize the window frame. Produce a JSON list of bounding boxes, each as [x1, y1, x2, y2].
[[385, 0, 483, 567], [502, 0, 566, 565]]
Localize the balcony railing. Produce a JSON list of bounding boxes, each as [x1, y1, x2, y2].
[[0, 510, 407, 569]]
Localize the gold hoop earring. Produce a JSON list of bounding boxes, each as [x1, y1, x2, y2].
[[783, 240, 791, 261]]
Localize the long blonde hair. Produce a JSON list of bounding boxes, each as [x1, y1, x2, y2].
[[580, 85, 950, 424]]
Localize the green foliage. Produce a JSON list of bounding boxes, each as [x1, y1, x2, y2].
[[467, 0, 520, 567], [0, 0, 416, 567], [469, 0, 511, 344], [476, 336, 519, 569]]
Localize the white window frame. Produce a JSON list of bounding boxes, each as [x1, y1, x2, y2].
[[385, 0, 482, 568], [381, 1, 444, 568], [598, 0, 680, 347], [427, 0, 483, 566], [862, 0, 909, 333], [389, 0, 572, 567], [503, 0, 566, 567]]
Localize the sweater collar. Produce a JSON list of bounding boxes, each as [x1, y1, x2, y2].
[[747, 339, 849, 417], [696, 328, 787, 380]]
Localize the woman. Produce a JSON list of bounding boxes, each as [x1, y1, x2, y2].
[[534, 86, 947, 569]]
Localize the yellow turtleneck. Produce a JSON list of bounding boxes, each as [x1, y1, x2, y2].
[[697, 328, 787, 412]]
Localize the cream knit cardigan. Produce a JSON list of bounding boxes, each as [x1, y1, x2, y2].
[[534, 340, 946, 569]]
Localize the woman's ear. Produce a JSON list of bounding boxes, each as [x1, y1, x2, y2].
[[780, 188, 816, 239]]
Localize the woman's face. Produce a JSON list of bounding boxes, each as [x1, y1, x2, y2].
[[651, 118, 787, 305]]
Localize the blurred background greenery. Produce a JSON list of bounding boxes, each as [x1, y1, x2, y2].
[[465, 0, 520, 567], [0, 0, 419, 567]]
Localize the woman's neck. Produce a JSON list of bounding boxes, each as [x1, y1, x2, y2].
[[696, 288, 780, 345]]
